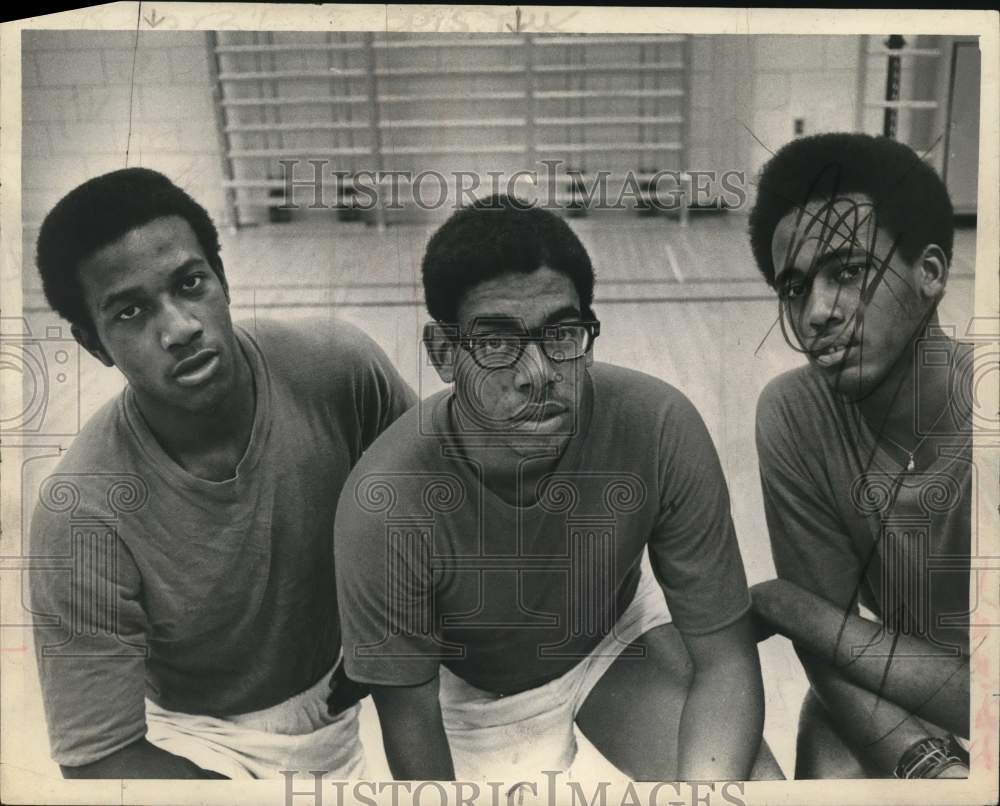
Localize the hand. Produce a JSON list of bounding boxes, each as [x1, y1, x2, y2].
[[933, 763, 969, 779], [327, 664, 370, 716]]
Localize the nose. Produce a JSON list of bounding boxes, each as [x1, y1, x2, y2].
[[802, 276, 845, 334], [513, 342, 559, 393], [158, 300, 202, 351]]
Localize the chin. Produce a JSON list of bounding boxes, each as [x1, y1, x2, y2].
[[177, 384, 232, 414], [828, 368, 886, 402]]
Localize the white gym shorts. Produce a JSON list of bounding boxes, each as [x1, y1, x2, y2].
[[439, 560, 672, 783], [145, 656, 366, 780]]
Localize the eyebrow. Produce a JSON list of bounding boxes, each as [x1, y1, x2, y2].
[[471, 305, 583, 331], [816, 245, 870, 269], [98, 258, 206, 314], [543, 305, 583, 324], [774, 246, 870, 287]]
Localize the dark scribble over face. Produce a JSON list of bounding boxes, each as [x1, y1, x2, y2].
[[770, 193, 937, 401]]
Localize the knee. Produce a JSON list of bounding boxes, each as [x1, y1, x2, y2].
[[798, 687, 826, 727], [795, 690, 866, 779], [636, 624, 694, 690]]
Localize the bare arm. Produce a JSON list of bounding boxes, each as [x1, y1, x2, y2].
[[60, 738, 227, 779], [799, 649, 939, 774], [676, 612, 764, 781], [753, 578, 969, 737], [369, 676, 455, 780]]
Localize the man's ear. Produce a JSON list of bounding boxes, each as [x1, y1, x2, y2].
[[213, 258, 231, 304], [423, 321, 459, 384], [917, 244, 949, 302], [584, 308, 597, 367], [71, 324, 113, 368]]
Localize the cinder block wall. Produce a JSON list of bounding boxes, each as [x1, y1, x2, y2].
[[21, 30, 226, 239]]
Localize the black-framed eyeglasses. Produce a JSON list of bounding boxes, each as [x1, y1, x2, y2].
[[456, 318, 601, 369]]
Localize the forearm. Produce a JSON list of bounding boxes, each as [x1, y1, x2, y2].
[[370, 682, 455, 780], [676, 655, 763, 780], [380, 722, 454, 781], [801, 651, 934, 775], [60, 738, 227, 779], [754, 579, 969, 736]]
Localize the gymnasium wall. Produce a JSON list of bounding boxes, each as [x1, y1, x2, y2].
[[21, 31, 876, 231], [21, 30, 226, 229]]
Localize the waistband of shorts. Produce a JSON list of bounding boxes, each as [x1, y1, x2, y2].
[[226, 651, 343, 726]]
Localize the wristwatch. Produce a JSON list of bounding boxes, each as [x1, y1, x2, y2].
[[894, 735, 969, 779]]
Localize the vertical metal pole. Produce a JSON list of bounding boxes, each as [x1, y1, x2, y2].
[[883, 34, 906, 138], [524, 34, 536, 171], [363, 32, 386, 231], [266, 32, 291, 224], [941, 40, 959, 186], [679, 34, 692, 227], [854, 35, 869, 133], [329, 32, 345, 218], [638, 38, 646, 182], [579, 39, 587, 173], [255, 33, 268, 194], [269, 33, 282, 154], [342, 33, 356, 169], [206, 31, 240, 231]]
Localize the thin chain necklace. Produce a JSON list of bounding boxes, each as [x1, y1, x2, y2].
[[877, 384, 956, 472]]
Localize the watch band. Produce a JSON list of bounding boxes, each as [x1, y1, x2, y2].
[[894, 736, 968, 779]]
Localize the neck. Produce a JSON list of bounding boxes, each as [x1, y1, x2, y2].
[[447, 400, 568, 506], [133, 343, 256, 474], [477, 444, 566, 506]]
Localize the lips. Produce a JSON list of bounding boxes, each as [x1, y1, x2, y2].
[[810, 340, 855, 369], [172, 348, 221, 387], [517, 401, 568, 426]]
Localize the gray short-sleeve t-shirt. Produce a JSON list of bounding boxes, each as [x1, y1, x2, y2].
[[29, 318, 415, 766], [336, 363, 751, 694], [755, 362, 971, 652]]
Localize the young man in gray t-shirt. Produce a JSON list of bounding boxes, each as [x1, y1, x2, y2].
[[28, 169, 414, 778], [748, 133, 973, 779], [336, 195, 781, 783]]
